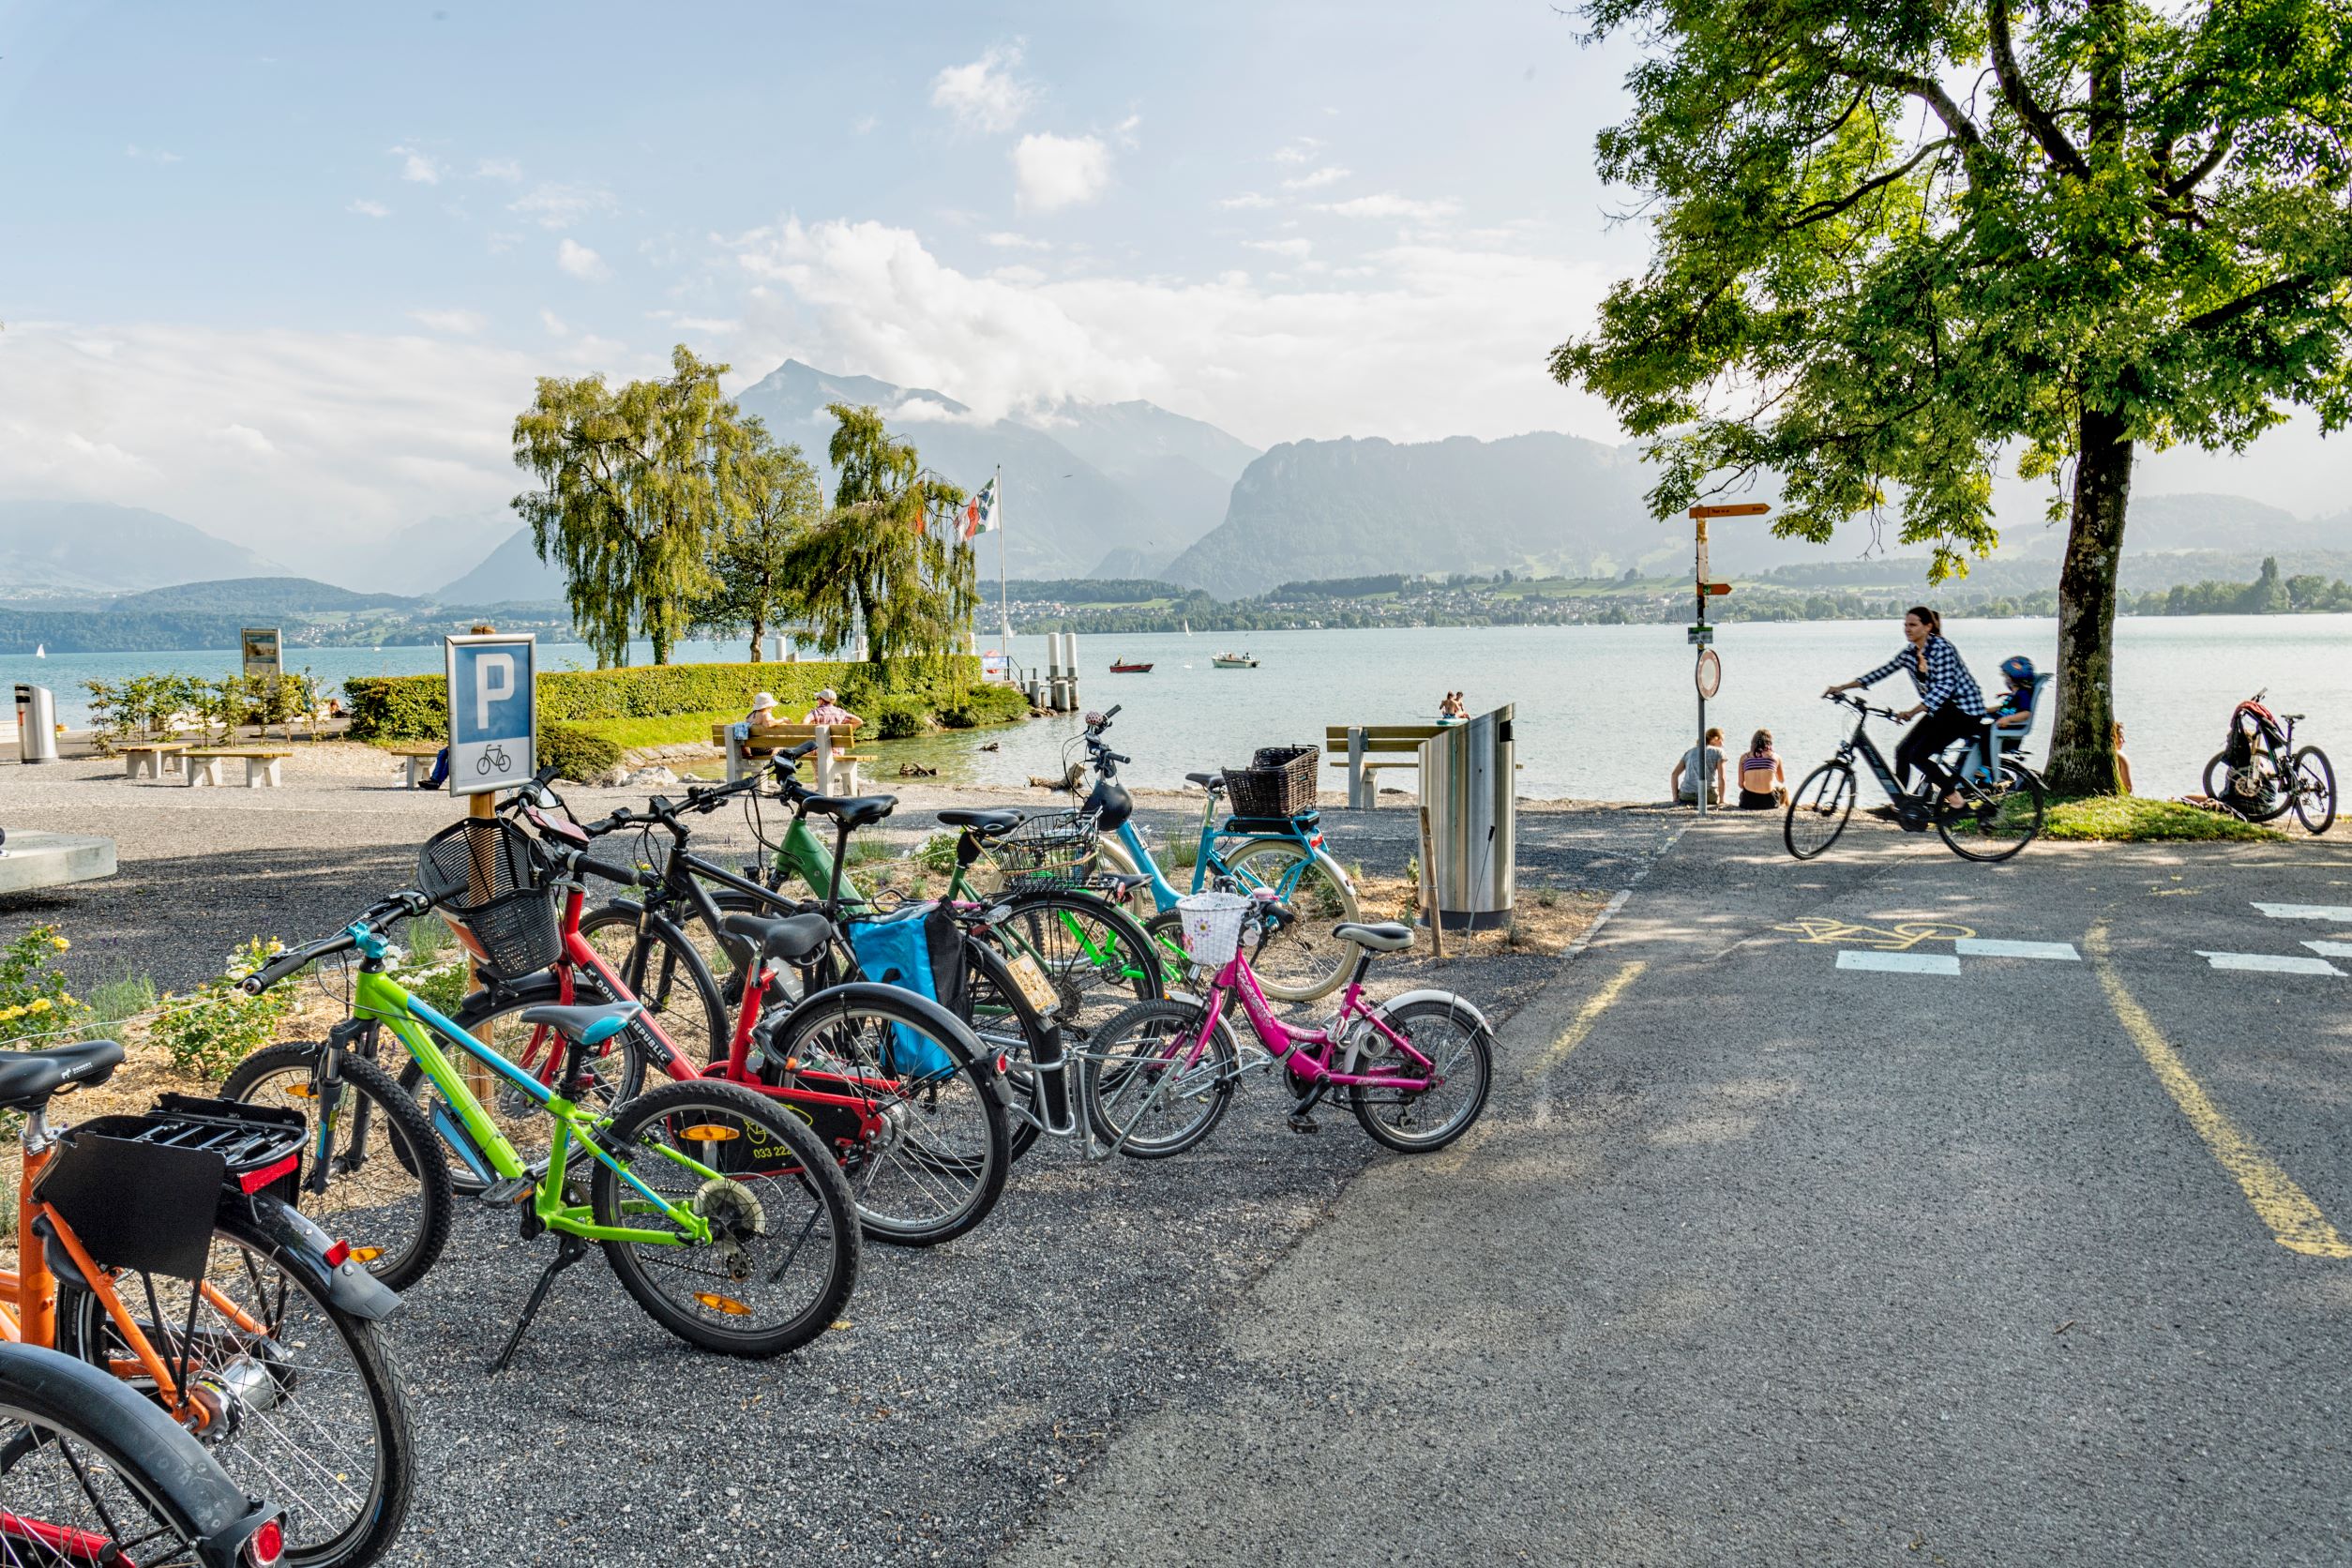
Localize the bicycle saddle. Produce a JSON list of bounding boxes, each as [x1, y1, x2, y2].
[[1184, 771, 1221, 788], [516, 1000, 641, 1047], [1333, 921, 1414, 953], [721, 911, 835, 965], [938, 807, 1021, 837], [0, 1039, 125, 1111], [802, 793, 897, 829]]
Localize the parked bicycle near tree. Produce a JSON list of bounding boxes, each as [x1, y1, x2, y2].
[[2202, 690, 2335, 834]]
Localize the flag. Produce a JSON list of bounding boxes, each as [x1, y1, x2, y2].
[[959, 475, 1000, 540]]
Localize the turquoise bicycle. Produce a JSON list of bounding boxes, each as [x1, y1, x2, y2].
[[1073, 708, 1360, 1001]]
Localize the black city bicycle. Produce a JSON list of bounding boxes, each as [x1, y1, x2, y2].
[[1786, 693, 2047, 862]]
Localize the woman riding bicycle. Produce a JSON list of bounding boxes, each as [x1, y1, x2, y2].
[[1823, 606, 1986, 816]]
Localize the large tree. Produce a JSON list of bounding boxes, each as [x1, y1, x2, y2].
[[1554, 0, 2352, 792], [780, 403, 978, 665], [691, 423, 823, 662], [512, 344, 749, 666]]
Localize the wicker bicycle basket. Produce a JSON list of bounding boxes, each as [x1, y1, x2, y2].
[[416, 816, 563, 982], [1222, 745, 1318, 820]]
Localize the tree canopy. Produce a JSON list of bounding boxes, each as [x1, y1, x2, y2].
[[1554, 0, 2352, 791], [690, 429, 823, 663]]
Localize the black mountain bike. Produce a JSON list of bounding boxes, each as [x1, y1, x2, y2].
[[2201, 690, 2336, 835], [1786, 693, 2048, 862]]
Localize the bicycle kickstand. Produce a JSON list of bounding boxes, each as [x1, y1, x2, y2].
[[491, 1232, 591, 1374]]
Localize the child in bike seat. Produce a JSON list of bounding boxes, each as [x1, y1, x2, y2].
[[1992, 656, 2038, 731]]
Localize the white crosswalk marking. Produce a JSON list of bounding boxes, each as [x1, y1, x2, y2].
[[2252, 902, 2352, 923], [1837, 950, 1960, 975], [2302, 941, 2352, 959], [2196, 950, 2346, 976], [1953, 939, 2079, 961]]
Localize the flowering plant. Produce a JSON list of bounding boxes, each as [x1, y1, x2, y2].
[[0, 925, 86, 1048]]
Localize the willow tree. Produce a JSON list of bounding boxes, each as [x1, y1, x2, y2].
[[692, 423, 823, 662], [512, 344, 748, 666], [1554, 0, 2352, 793], [782, 403, 978, 665]]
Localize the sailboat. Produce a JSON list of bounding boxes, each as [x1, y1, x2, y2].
[[32, 644, 43, 658], [1182, 619, 1191, 636]]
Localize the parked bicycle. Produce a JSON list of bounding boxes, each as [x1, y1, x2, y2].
[[2202, 689, 2335, 834], [1085, 889, 1494, 1156], [0, 1044, 410, 1566], [1, 1341, 288, 1568], [1786, 692, 2047, 862]]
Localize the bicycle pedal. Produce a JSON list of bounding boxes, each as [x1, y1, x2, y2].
[[1287, 1113, 1319, 1135], [479, 1175, 538, 1206]]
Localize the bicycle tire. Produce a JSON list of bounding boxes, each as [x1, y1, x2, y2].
[[1217, 838, 1359, 1002], [2204, 748, 2291, 821], [1784, 761, 1856, 859], [591, 1078, 860, 1357], [578, 903, 732, 1066], [1346, 997, 1494, 1153], [219, 1041, 454, 1292], [2291, 746, 2336, 835], [54, 1228, 415, 1568], [0, 1342, 276, 1568], [983, 886, 1164, 1157], [1080, 997, 1238, 1159], [1935, 760, 2046, 862]]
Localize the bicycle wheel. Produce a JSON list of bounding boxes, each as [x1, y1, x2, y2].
[[580, 904, 731, 1065], [55, 1229, 413, 1568], [1218, 839, 1359, 1002], [989, 886, 1165, 1036], [963, 940, 1066, 1163], [0, 1343, 278, 1568], [1347, 997, 1494, 1153], [2291, 746, 2336, 835], [2205, 749, 2290, 821], [1784, 761, 1856, 859], [591, 1078, 859, 1357], [1081, 998, 1237, 1159], [757, 987, 1011, 1246], [1936, 761, 2046, 862], [219, 1041, 454, 1292], [412, 979, 652, 1195]]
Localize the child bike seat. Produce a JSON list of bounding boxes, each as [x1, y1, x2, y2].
[[721, 911, 835, 965], [802, 794, 897, 828], [516, 1000, 642, 1048], [0, 1039, 123, 1111], [938, 807, 1021, 837], [1333, 921, 1414, 953]]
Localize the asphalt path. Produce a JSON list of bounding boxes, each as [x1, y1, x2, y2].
[[1001, 813, 2352, 1567]]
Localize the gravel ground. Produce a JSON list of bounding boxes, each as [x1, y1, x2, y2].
[[0, 743, 1687, 1565]]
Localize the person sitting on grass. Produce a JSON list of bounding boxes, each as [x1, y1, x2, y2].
[[1671, 728, 1726, 808]]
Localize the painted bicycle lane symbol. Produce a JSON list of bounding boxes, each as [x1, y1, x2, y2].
[[1774, 917, 1978, 951]]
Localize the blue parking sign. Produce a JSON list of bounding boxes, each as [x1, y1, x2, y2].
[[444, 634, 536, 796]]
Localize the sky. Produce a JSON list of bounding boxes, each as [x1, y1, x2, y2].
[[0, 0, 2344, 577]]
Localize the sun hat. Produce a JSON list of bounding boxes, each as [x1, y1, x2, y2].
[[814, 687, 837, 701], [749, 691, 778, 712]]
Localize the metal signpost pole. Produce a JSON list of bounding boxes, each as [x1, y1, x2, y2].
[[1687, 504, 1769, 818]]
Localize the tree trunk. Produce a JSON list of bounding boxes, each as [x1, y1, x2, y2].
[[748, 615, 765, 664], [2047, 406, 2132, 795]]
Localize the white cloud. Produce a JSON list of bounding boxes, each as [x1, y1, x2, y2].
[[556, 239, 609, 280], [853, 114, 879, 135], [409, 309, 489, 334], [1281, 166, 1350, 191], [215, 423, 278, 458], [1012, 133, 1112, 213], [981, 232, 1051, 250], [539, 309, 569, 338], [1274, 139, 1323, 166], [722, 217, 1617, 449], [1244, 238, 1313, 259], [930, 44, 1034, 134], [347, 199, 390, 219], [1320, 192, 1462, 221], [1219, 191, 1277, 210], [474, 157, 523, 182], [390, 144, 441, 184], [510, 182, 618, 231], [125, 143, 183, 164]]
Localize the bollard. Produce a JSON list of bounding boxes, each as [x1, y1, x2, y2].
[[1061, 632, 1080, 713]]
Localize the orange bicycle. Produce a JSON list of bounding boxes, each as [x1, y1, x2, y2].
[[1, 1039, 413, 1567]]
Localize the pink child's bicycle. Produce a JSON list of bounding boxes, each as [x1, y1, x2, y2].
[[1081, 889, 1494, 1155]]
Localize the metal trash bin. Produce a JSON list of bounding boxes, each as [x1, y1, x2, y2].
[[14, 684, 58, 764], [1418, 704, 1514, 930]]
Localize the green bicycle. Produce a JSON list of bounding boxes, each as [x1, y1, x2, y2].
[[239, 880, 859, 1365]]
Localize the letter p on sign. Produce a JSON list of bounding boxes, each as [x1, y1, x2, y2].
[[475, 653, 515, 730]]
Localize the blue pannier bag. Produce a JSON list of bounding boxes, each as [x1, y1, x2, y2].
[[845, 903, 961, 1078]]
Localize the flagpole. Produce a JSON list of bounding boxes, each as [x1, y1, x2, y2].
[[996, 463, 1009, 665]]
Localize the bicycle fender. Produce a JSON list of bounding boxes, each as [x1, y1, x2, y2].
[[224, 1195, 403, 1321], [772, 981, 997, 1083], [1368, 989, 1493, 1035]]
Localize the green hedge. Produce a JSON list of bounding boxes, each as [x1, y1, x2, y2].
[[347, 656, 1025, 742], [541, 722, 624, 782]]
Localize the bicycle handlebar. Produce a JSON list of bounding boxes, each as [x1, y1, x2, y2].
[[241, 891, 431, 993]]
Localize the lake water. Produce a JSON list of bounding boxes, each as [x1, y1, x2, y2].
[[6, 618, 2344, 802]]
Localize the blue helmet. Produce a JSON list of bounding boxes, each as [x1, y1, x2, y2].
[[1999, 655, 2036, 685]]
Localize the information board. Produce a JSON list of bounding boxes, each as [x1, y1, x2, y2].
[[241, 627, 282, 679], [444, 633, 536, 796]]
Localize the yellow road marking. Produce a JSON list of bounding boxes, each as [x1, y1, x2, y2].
[[1538, 960, 1647, 1074], [1773, 917, 1977, 951], [2086, 921, 2351, 1260]]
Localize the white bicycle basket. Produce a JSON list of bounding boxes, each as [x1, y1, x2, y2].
[[1175, 890, 1253, 968]]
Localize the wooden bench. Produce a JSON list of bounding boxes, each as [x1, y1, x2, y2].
[[185, 747, 295, 789], [119, 742, 196, 781], [1324, 723, 1451, 809], [710, 720, 873, 794], [384, 744, 444, 790]]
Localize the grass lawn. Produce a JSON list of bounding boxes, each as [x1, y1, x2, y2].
[[2043, 794, 2284, 842], [568, 711, 741, 751]]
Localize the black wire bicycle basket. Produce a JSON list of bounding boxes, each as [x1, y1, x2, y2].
[[416, 816, 563, 982], [989, 809, 1100, 887]]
